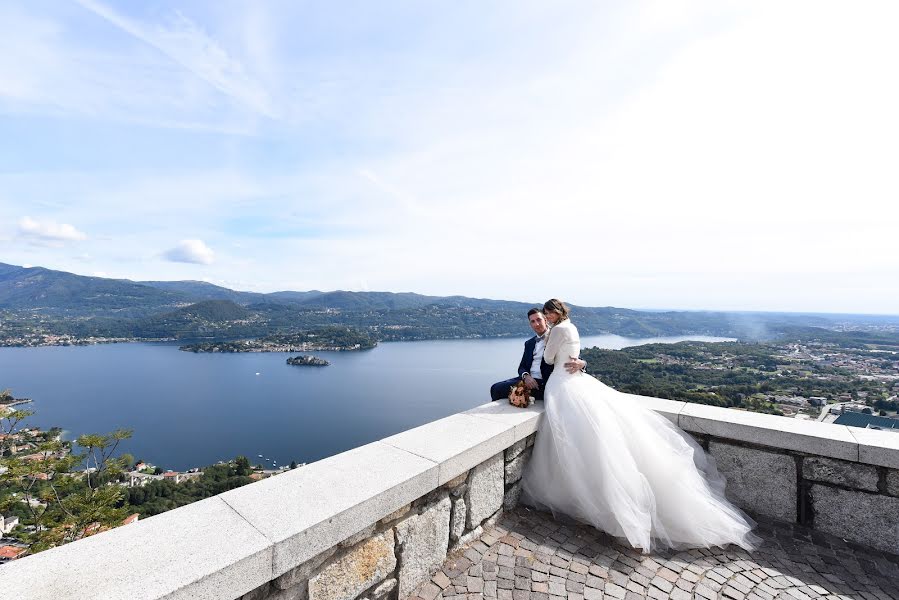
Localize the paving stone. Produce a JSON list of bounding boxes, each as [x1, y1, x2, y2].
[[409, 506, 899, 600], [583, 588, 603, 600], [485, 582, 498, 598], [434, 572, 452, 589]]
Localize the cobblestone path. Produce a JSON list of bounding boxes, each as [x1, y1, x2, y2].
[[410, 506, 899, 600]]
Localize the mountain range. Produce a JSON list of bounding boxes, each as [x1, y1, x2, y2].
[[2, 262, 896, 343]]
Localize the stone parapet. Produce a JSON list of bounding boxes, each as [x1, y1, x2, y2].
[[645, 394, 899, 554], [0, 401, 541, 600], [2, 394, 898, 600]]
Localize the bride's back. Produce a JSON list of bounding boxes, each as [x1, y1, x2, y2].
[[545, 319, 580, 371]]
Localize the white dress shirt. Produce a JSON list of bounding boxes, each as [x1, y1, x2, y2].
[[529, 334, 546, 379]]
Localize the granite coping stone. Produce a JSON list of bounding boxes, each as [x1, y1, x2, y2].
[[846, 425, 899, 468], [676, 401, 862, 462], [381, 412, 517, 485], [221, 440, 439, 579], [6, 397, 899, 600], [463, 401, 544, 440], [0, 496, 274, 600]]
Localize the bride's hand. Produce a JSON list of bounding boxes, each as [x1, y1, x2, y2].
[[564, 356, 586, 374]]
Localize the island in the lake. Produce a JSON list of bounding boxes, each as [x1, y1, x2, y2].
[[178, 328, 377, 353], [286, 355, 330, 367]]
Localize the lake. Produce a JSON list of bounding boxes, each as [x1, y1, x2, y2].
[[0, 334, 731, 470]]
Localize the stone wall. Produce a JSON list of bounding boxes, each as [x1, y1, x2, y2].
[[3, 395, 899, 600], [0, 401, 542, 600], [238, 435, 535, 600], [697, 439, 899, 553], [657, 397, 899, 554]]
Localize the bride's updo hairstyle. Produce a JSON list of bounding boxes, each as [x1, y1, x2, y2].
[[543, 298, 570, 321]]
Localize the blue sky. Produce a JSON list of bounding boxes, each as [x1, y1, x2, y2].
[[1, 1, 897, 314]]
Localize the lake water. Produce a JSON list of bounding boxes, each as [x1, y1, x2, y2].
[[0, 334, 731, 470]]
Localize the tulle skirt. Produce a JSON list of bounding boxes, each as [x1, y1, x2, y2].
[[521, 372, 759, 552]]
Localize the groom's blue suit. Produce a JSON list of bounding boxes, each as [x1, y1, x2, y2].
[[489, 335, 554, 401]]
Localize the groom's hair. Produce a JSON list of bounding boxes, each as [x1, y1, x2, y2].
[[527, 308, 542, 317]]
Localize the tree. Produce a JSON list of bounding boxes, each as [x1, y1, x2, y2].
[[0, 391, 133, 555], [234, 455, 251, 477], [290, 460, 298, 470]]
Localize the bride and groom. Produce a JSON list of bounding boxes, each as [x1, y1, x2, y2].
[[494, 299, 758, 552]]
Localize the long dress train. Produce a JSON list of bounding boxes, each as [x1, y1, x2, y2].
[[521, 319, 759, 552]]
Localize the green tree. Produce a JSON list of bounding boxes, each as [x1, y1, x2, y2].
[[0, 391, 133, 555], [234, 455, 251, 476]]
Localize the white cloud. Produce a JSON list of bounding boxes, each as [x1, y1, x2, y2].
[[75, 0, 276, 118], [163, 239, 215, 265], [17, 216, 87, 244]]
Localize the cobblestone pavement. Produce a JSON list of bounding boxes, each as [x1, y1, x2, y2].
[[410, 506, 899, 600]]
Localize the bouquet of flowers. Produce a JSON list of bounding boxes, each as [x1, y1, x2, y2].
[[508, 380, 532, 408]]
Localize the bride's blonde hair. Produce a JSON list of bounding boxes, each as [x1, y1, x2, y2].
[[543, 298, 570, 321]]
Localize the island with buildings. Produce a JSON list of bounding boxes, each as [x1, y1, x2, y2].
[[286, 355, 329, 367]]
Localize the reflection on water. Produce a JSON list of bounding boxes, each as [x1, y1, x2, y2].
[[0, 335, 731, 470]]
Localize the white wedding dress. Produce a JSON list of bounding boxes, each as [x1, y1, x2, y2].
[[521, 319, 759, 552]]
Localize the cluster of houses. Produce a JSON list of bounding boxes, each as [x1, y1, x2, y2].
[[125, 461, 204, 487]]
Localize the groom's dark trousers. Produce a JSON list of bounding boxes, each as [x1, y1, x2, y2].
[[490, 335, 554, 401]]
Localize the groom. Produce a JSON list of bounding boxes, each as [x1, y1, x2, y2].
[[490, 308, 585, 401]]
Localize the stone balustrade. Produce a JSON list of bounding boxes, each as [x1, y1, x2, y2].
[[1, 395, 897, 600]]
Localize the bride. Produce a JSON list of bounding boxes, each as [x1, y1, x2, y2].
[[521, 299, 759, 552]]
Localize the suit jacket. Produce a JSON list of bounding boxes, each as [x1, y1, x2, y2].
[[518, 335, 553, 382]]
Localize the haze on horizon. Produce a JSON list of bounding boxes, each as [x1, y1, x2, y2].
[[1, 1, 897, 316]]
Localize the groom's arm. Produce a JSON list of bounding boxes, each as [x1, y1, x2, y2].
[[517, 339, 533, 379]]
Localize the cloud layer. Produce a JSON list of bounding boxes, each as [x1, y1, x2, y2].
[[0, 1, 897, 314]]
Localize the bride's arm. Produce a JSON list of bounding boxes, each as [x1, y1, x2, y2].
[[542, 324, 570, 365]]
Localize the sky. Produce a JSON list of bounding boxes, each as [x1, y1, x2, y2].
[[1, 1, 897, 315]]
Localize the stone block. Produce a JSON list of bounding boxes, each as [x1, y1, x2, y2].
[[451, 497, 467, 541], [277, 547, 338, 590], [380, 504, 412, 526], [220, 441, 438, 579], [505, 451, 528, 485], [369, 577, 397, 600], [709, 442, 796, 522], [308, 531, 397, 600], [811, 484, 899, 553], [445, 471, 469, 490], [396, 496, 452, 599], [341, 524, 377, 548], [680, 403, 857, 461], [0, 496, 273, 600], [802, 457, 879, 491], [846, 426, 899, 469], [467, 453, 505, 528], [464, 401, 544, 444], [383, 413, 515, 485], [456, 525, 484, 548], [887, 469, 899, 497], [240, 582, 272, 600], [504, 482, 522, 511], [270, 584, 309, 600], [506, 440, 527, 462]]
